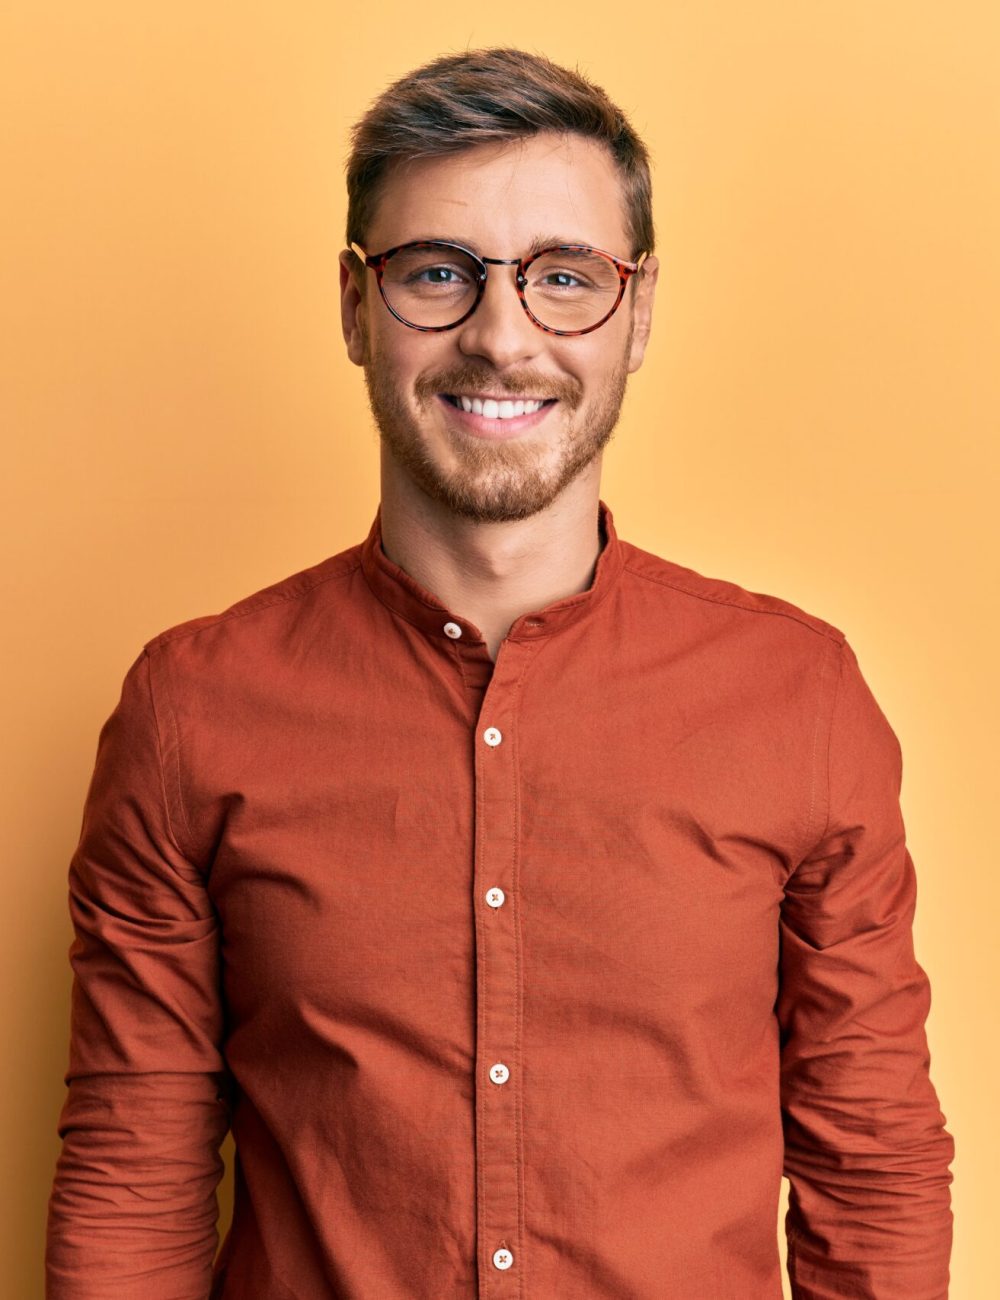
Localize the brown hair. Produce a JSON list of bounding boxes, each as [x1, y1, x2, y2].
[[344, 47, 654, 278]]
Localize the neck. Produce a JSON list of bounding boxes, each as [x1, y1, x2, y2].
[[377, 468, 605, 662]]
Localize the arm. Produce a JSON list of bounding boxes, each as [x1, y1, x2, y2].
[[46, 645, 231, 1299], [778, 638, 955, 1299]]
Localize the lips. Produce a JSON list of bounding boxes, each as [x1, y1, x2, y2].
[[435, 392, 558, 439], [441, 394, 557, 419]]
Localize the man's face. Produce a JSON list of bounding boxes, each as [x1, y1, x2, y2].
[[339, 130, 658, 524]]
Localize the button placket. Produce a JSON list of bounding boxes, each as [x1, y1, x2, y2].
[[473, 644, 535, 1293]]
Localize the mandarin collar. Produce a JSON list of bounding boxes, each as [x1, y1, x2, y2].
[[359, 498, 625, 650]]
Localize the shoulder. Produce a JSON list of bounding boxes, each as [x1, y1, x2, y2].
[[619, 538, 846, 648], [140, 542, 365, 660]]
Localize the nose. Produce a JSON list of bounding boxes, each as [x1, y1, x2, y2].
[[454, 262, 544, 369]]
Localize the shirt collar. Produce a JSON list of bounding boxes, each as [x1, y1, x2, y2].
[[359, 497, 626, 650]]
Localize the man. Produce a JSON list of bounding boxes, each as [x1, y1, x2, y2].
[[46, 46, 954, 1299]]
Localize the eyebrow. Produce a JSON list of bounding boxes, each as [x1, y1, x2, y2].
[[402, 233, 589, 256]]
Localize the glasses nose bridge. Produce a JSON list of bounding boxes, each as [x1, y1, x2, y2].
[[474, 255, 531, 328]]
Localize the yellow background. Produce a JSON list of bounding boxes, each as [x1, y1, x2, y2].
[[3, 3, 996, 1295]]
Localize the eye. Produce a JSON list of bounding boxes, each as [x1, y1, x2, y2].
[[527, 249, 617, 296], [408, 265, 471, 286], [540, 270, 587, 289]]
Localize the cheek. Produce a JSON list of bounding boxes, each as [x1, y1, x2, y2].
[[567, 342, 626, 397], [384, 331, 449, 380], [366, 327, 421, 384]]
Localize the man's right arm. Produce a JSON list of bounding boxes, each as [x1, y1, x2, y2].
[[46, 645, 231, 1299]]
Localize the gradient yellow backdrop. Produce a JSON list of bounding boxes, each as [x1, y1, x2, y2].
[[3, 3, 996, 1296]]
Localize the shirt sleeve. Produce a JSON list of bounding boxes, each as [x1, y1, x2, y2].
[[777, 637, 955, 1299], [46, 645, 231, 1300]]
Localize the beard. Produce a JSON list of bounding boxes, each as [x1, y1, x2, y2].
[[358, 311, 634, 524]]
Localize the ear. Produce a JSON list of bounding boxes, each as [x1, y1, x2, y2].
[[626, 254, 659, 374], [339, 250, 367, 367]]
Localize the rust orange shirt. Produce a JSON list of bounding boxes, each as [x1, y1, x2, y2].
[[46, 498, 954, 1298]]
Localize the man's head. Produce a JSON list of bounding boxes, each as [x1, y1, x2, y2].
[[339, 48, 659, 524]]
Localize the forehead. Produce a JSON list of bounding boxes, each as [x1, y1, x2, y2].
[[367, 130, 630, 255]]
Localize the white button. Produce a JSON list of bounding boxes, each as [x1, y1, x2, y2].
[[485, 887, 506, 908], [490, 1063, 510, 1085], [443, 621, 462, 639], [483, 726, 502, 746], [492, 1246, 514, 1271]]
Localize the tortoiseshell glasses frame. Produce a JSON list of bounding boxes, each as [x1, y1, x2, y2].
[[349, 239, 649, 337]]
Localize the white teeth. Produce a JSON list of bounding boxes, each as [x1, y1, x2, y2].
[[452, 395, 546, 419]]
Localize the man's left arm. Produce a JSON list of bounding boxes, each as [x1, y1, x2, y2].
[[778, 636, 955, 1299]]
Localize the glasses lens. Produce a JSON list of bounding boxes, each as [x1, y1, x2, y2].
[[380, 244, 481, 327], [523, 249, 622, 331]]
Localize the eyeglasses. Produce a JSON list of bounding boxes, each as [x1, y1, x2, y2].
[[350, 239, 648, 336]]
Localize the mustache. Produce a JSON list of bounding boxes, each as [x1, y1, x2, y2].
[[415, 366, 581, 405]]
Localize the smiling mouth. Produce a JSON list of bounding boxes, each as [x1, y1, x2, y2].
[[441, 394, 558, 420]]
